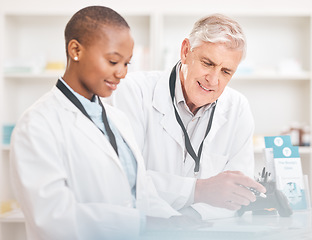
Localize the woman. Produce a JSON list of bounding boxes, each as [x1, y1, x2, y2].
[[10, 6, 179, 240]]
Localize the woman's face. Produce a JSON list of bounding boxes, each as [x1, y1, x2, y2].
[[70, 26, 134, 100]]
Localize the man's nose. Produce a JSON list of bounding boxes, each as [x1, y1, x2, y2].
[[206, 69, 219, 86]]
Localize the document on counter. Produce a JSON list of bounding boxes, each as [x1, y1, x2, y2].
[[264, 135, 308, 210], [263, 135, 292, 181], [273, 145, 307, 210]]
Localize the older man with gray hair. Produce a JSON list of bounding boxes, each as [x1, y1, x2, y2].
[[112, 14, 266, 220]]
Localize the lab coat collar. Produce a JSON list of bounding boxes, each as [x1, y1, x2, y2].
[[52, 86, 125, 171], [204, 87, 231, 143], [102, 99, 146, 199], [152, 71, 184, 150], [152, 72, 231, 157], [102, 100, 142, 164]]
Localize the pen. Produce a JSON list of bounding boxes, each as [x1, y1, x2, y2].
[[248, 187, 267, 198], [261, 167, 266, 181], [240, 185, 267, 198], [264, 172, 268, 183]]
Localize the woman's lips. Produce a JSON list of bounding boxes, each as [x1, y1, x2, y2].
[[105, 80, 118, 90]]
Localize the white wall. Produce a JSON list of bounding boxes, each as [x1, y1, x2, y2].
[[2, 0, 312, 13]]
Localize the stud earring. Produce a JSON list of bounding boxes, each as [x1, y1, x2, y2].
[[74, 56, 78, 61]]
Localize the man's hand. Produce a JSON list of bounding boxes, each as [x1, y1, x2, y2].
[[194, 171, 266, 210]]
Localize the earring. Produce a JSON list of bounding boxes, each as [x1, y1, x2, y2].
[[74, 56, 78, 61]]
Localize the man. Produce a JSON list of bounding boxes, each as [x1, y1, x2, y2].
[[112, 14, 265, 220]]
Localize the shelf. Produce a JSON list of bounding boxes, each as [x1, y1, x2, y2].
[[1, 6, 312, 240], [233, 72, 311, 81], [0, 210, 24, 223], [2, 145, 10, 151], [299, 147, 312, 155], [254, 146, 311, 155], [4, 71, 63, 80]]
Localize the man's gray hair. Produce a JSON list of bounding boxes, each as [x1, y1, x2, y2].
[[189, 14, 246, 59]]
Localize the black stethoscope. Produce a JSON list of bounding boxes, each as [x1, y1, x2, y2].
[[169, 63, 217, 174]]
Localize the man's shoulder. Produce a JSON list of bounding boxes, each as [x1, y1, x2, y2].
[[221, 86, 249, 103], [127, 70, 164, 79], [122, 70, 168, 90]]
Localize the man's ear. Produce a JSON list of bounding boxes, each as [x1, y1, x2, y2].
[[180, 38, 191, 64], [68, 39, 82, 62]]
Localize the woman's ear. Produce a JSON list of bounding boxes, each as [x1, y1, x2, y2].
[[180, 38, 191, 64], [68, 39, 81, 62]]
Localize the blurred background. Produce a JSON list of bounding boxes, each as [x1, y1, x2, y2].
[[0, 0, 312, 239]]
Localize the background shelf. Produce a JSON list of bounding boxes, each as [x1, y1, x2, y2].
[[1, 1, 312, 240]]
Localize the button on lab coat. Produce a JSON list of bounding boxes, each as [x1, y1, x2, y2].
[[10, 86, 179, 240], [112, 70, 255, 220]]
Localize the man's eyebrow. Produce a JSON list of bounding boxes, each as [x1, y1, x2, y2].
[[202, 57, 215, 65], [202, 57, 234, 73], [222, 66, 234, 73]]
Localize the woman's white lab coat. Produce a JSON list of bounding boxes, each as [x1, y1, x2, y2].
[[10, 86, 179, 240], [112, 70, 255, 220]]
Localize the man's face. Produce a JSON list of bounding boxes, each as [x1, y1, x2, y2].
[[180, 39, 243, 114]]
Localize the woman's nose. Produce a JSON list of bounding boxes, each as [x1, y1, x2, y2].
[[115, 66, 127, 79]]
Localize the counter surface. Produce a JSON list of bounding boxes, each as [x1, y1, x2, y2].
[[142, 209, 312, 240]]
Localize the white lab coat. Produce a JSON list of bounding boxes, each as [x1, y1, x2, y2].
[[112, 70, 255, 220], [10, 86, 179, 240]]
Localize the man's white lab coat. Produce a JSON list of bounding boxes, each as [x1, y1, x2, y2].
[[112, 70, 255, 220]]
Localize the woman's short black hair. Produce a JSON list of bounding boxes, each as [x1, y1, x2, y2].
[[64, 6, 130, 57]]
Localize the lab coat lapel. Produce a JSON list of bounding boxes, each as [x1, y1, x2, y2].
[[202, 93, 229, 145], [104, 103, 141, 163], [103, 102, 147, 198], [75, 114, 120, 157], [152, 73, 184, 150], [75, 112, 130, 181], [54, 87, 123, 169], [105, 102, 157, 207], [181, 91, 229, 175]]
